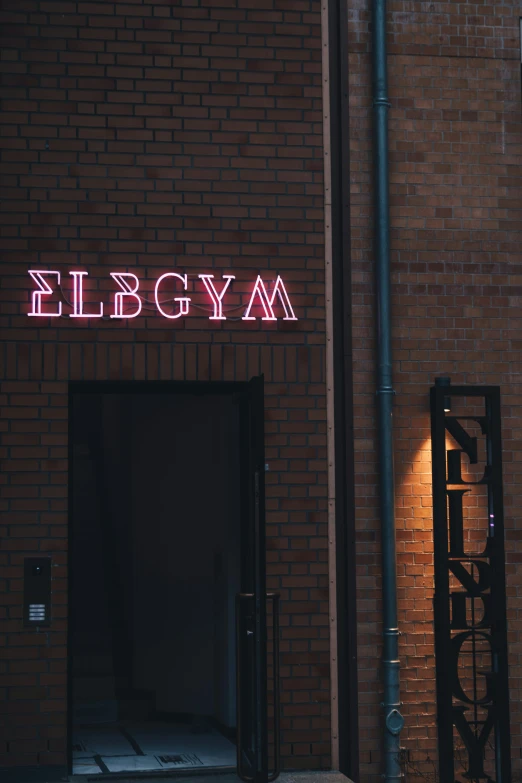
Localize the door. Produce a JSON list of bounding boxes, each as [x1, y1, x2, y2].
[[236, 375, 279, 783]]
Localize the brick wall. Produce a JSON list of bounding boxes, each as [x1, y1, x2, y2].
[[349, 1, 522, 780], [3, 0, 521, 779], [0, 0, 329, 771]]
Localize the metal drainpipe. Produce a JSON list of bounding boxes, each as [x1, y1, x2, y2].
[[371, 0, 404, 781]]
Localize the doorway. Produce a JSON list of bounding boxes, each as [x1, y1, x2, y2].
[[68, 380, 269, 778]]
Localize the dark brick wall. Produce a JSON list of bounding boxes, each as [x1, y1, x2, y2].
[[349, 1, 522, 780], [0, 0, 329, 771]]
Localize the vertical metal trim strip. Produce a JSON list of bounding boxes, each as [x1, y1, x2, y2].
[[321, 0, 340, 768]]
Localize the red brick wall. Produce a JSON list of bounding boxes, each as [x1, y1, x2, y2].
[[0, 0, 329, 771], [349, 1, 522, 780]]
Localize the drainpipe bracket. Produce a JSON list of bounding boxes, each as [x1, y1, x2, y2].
[[385, 708, 405, 736], [373, 98, 391, 108]]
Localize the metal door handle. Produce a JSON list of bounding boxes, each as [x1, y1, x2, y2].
[[236, 593, 254, 783], [267, 592, 280, 783], [236, 592, 281, 783]]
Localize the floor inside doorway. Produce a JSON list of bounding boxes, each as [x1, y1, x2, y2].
[[72, 721, 236, 775]]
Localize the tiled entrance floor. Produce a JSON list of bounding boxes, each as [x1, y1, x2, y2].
[[72, 722, 236, 775]]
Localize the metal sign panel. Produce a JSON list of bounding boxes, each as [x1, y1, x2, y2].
[[430, 385, 511, 783]]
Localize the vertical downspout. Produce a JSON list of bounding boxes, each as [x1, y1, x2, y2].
[[371, 1, 404, 781]]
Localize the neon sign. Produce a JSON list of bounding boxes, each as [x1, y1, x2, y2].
[[28, 270, 62, 317], [27, 270, 298, 321], [110, 273, 142, 319], [198, 274, 235, 320], [154, 272, 191, 320], [69, 271, 104, 318]]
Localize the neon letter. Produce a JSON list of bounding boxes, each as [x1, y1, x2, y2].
[[242, 275, 297, 321], [28, 270, 62, 317], [198, 274, 235, 320], [154, 273, 191, 319], [110, 273, 142, 319], [69, 271, 103, 318], [269, 276, 298, 320], [242, 276, 276, 321]]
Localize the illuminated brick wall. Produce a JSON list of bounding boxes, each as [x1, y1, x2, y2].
[[348, 1, 522, 780], [0, 0, 329, 772]]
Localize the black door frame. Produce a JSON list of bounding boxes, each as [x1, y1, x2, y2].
[[328, 0, 360, 778], [67, 379, 265, 777], [236, 375, 269, 783]]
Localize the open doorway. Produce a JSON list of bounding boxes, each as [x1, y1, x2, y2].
[[69, 386, 243, 775]]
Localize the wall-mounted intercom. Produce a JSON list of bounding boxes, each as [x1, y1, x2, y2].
[[23, 557, 51, 627]]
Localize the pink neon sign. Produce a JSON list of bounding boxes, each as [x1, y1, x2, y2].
[[26, 270, 298, 322], [110, 272, 142, 319], [242, 275, 297, 321], [198, 274, 235, 320], [70, 271, 103, 318], [154, 272, 191, 319], [28, 270, 62, 317]]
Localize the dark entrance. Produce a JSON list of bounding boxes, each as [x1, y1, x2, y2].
[[68, 379, 274, 780]]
